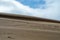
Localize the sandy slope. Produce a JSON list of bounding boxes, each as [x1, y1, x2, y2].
[[0, 17, 60, 40]]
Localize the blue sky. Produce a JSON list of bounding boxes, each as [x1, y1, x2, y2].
[[17, 0, 46, 9], [0, 0, 60, 20]]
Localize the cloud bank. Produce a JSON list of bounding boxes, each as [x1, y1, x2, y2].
[[0, 0, 60, 20]]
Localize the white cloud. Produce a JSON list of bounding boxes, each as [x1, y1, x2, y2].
[[0, 0, 15, 13], [0, 0, 15, 1], [0, 0, 60, 20], [0, 6, 13, 12]]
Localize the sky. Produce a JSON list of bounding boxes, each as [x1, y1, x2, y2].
[[0, 0, 60, 20]]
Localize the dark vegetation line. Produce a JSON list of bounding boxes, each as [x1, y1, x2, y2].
[[0, 13, 60, 23]]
